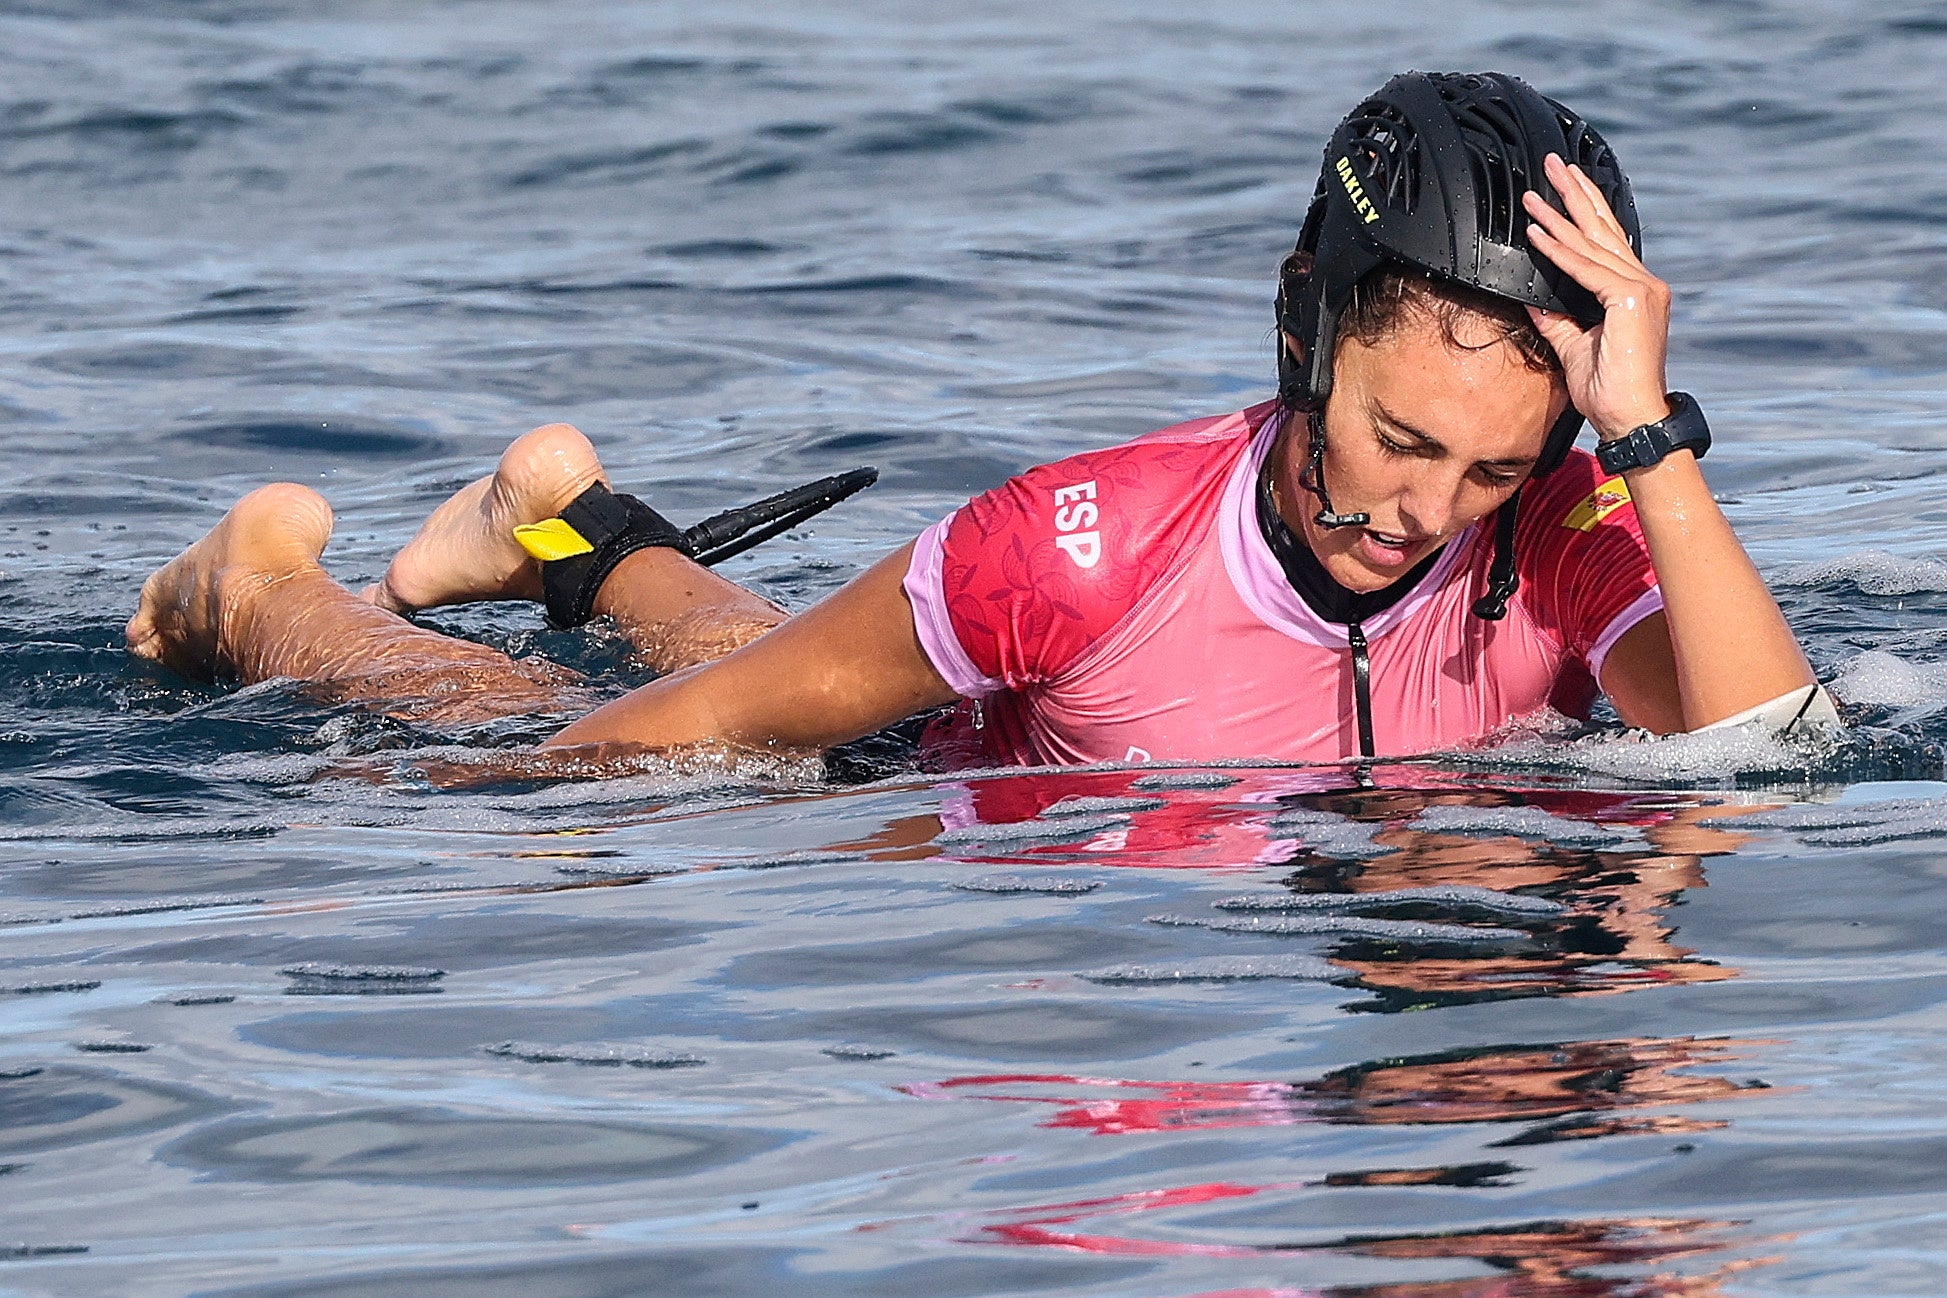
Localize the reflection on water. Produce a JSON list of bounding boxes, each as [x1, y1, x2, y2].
[[896, 1020, 1775, 1286], [0, 758, 1918, 1293], [1158, 1218, 1780, 1297], [874, 1105, 1779, 1290], [909, 1035, 1763, 1139], [975, 1193, 1773, 1294], [1277, 786, 1756, 1011], [880, 768, 1763, 1009], [853, 775, 1790, 1294]]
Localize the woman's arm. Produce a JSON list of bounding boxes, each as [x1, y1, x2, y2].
[[1523, 155, 1815, 732], [1597, 458, 1816, 732], [544, 541, 961, 754]]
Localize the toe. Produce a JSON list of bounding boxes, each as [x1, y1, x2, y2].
[[124, 614, 158, 658], [357, 580, 402, 612]]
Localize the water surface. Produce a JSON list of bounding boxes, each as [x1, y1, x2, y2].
[[2, 1, 1946, 1294]]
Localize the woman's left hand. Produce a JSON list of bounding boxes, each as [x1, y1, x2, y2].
[[1521, 152, 1673, 440]]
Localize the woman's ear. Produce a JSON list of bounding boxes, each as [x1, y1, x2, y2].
[[1269, 249, 1316, 363]]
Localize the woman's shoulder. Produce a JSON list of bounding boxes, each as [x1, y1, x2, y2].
[[1508, 446, 1658, 653], [926, 404, 1272, 686], [957, 403, 1268, 547], [995, 401, 1272, 501], [1130, 400, 1278, 448], [1514, 448, 1641, 548]]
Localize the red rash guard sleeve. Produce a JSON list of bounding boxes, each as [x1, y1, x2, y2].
[[932, 422, 1245, 690], [1517, 449, 1663, 674]]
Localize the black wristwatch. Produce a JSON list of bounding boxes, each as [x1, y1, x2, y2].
[[1595, 391, 1711, 475]]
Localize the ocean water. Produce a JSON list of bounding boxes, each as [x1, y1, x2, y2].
[[3, 1, 1947, 1294]]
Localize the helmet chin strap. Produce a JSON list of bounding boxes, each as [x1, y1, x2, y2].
[[1297, 409, 1370, 530]]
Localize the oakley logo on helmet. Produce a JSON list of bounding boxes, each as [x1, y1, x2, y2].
[[1334, 156, 1379, 224]]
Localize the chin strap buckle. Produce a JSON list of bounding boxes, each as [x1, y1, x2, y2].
[[1470, 490, 1523, 622]]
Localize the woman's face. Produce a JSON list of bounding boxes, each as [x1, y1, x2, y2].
[[1278, 311, 1568, 594]]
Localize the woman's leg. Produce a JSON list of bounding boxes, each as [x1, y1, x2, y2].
[[129, 422, 800, 731], [363, 423, 786, 672], [126, 483, 590, 728]]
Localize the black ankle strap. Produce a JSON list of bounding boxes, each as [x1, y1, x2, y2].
[[516, 482, 691, 629]]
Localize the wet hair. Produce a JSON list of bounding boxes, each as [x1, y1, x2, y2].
[[1280, 251, 1561, 379]]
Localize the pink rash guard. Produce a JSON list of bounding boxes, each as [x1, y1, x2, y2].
[[901, 401, 1663, 767]]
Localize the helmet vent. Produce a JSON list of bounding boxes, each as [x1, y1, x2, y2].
[[1286, 69, 1641, 436], [1558, 111, 1620, 188], [1338, 99, 1419, 213], [1436, 83, 1531, 246]]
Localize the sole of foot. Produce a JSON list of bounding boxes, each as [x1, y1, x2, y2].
[[126, 482, 335, 683], [361, 423, 605, 616]]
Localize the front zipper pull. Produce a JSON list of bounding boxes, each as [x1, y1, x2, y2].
[[1346, 622, 1375, 759]]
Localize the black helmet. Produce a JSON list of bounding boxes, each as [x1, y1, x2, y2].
[[1275, 71, 1639, 477]]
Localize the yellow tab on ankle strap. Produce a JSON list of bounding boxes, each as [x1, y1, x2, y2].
[[513, 518, 595, 562]]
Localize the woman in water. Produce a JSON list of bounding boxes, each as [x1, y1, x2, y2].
[[125, 72, 1828, 767]]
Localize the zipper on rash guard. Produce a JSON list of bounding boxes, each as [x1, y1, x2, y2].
[[1346, 621, 1375, 759]]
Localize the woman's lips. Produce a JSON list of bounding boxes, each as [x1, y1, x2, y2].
[[1356, 527, 1425, 569]]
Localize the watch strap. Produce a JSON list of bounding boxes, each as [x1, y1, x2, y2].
[[1595, 391, 1711, 475]]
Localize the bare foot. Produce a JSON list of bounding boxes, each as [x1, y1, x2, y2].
[[361, 423, 605, 615], [126, 483, 336, 683]]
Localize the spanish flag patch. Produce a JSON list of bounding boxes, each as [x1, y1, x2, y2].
[[1561, 476, 1632, 532]]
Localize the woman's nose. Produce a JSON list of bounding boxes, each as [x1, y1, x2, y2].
[[1397, 469, 1465, 538]]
